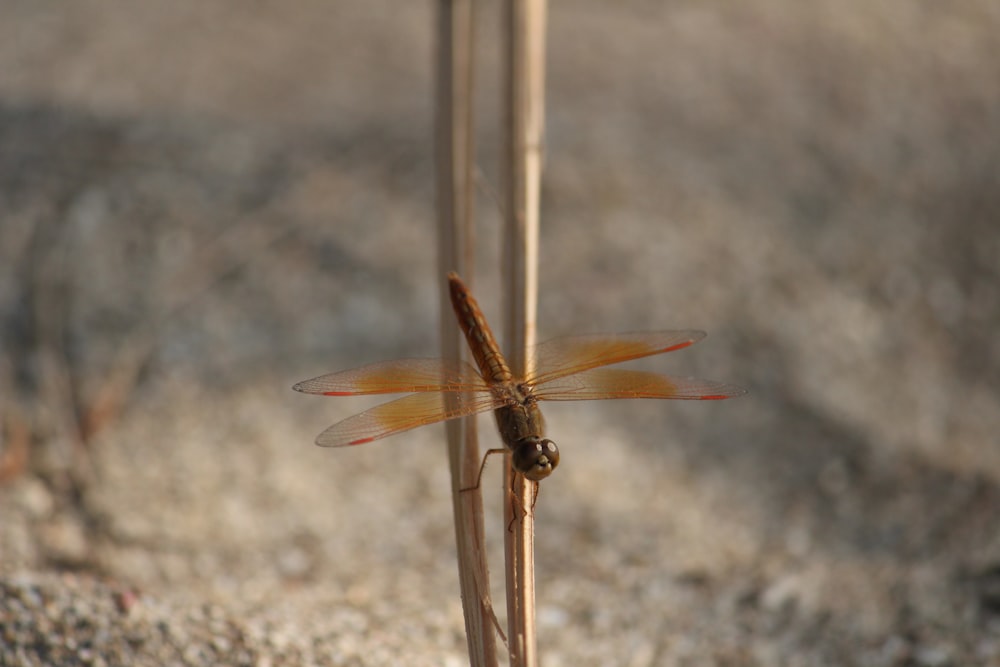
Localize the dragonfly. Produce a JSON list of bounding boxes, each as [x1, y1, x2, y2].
[[294, 272, 745, 481]]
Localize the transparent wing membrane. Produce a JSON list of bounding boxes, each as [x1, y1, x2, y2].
[[315, 390, 499, 447], [527, 331, 706, 385], [534, 368, 747, 401], [293, 358, 488, 396]]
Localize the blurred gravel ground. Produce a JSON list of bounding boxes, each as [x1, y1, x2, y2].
[[2, 1, 1000, 665]]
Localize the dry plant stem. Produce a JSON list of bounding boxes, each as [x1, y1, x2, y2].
[[435, 2, 499, 666], [0, 362, 30, 483], [501, 1, 547, 665], [78, 214, 290, 444], [24, 206, 289, 469], [29, 227, 96, 486]]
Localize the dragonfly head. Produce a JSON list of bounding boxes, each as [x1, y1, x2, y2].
[[512, 438, 560, 481]]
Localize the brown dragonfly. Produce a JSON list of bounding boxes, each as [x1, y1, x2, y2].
[[294, 272, 745, 480]]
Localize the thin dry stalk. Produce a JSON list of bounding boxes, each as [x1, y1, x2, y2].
[[501, 1, 547, 665], [0, 362, 30, 483], [435, 2, 499, 666]]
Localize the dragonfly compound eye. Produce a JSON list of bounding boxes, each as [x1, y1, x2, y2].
[[513, 438, 560, 481]]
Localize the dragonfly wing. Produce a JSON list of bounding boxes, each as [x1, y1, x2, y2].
[[527, 331, 707, 385], [294, 358, 488, 396], [315, 390, 498, 447], [534, 368, 746, 401]]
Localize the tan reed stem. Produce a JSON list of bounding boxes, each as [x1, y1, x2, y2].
[[435, 2, 499, 666], [501, 0, 547, 665]]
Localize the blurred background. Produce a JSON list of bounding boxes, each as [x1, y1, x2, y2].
[[1, 1, 999, 665]]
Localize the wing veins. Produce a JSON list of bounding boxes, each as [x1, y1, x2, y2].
[[526, 331, 707, 386], [534, 368, 747, 401], [293, 358, 488, 396], [316, 390, 498, 447]]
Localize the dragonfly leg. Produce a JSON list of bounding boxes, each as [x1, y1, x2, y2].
[[506, 479, 540, 533], [460, 448, 509, 493]]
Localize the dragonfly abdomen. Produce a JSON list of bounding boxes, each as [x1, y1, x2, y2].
[[448, 273, 513, 384]]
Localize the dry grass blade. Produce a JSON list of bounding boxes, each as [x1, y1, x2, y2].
[[501, 1, 547, 665], [435, 2, 499, 666]]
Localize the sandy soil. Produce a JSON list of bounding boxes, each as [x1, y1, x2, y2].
[[2, 1, 999, 665]]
